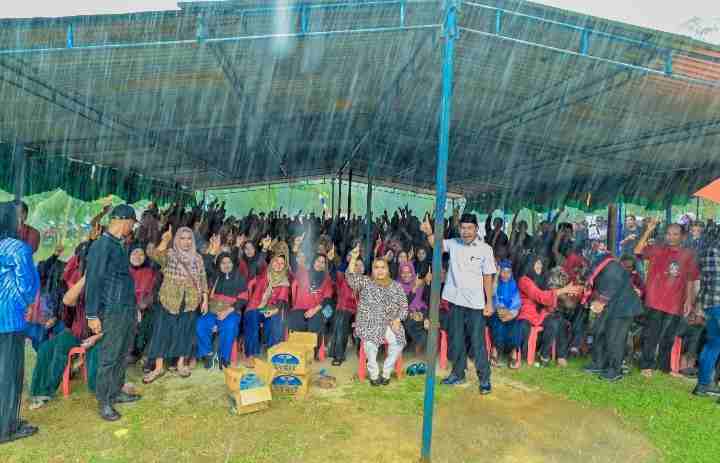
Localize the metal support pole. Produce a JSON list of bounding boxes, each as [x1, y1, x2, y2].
[[12, 142, 26, 202], [696, 197, 701, 220], [66, 24, 74, 49], [365, 163, 374, 268], [337, 174, 343, 219], [607, 204, 618, 254], [666, 203, 673, 226], [615, 202, 623, 256], [331, 178, 336, 219], [421, 2, 457, 461], [495, 9, 502, 34], [400, 0, 406, 27], [347, 169, 353, 219], [580, 29, 590, 55]]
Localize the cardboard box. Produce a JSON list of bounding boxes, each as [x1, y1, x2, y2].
[[224, 359, 274, 415], [267, 342, 313, 375], [287, 332, 318, 354], [271, 372, 310, 400]]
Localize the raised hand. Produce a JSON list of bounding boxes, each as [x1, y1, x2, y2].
[[261, 234, 272, 251], [420, 216, 433, 236], [161, 225, 173, 244]]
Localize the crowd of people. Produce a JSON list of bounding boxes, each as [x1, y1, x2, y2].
[[1, 197, 719, 443]]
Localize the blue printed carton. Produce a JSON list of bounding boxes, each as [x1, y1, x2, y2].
[[267, 342, 313, 376], [271, 373, 310, 399]]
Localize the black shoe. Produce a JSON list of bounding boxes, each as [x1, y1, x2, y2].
[[369, 378, 382, 387], [99, 403, 121, 422], [0, 423, 38, 444], [479, 383, 492, 395], [583, 365, 604, 374], [380, 377, 391, 386], [692, 384, 720, 397], [539, 357, 551, 368], [599, 371, 623, 382], [332, 359, 342, 366], [113, 392, 141, 404], [680, 367, 698, 378], [204, 355, 214, 369], [442, 375, 466, 386]]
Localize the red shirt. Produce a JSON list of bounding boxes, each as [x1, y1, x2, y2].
[[62, 255, 89, 339], [246, 271, 290, 311], [335, 272, 358, 313], [291, 265, 334, 311], [129, 266, 157, 307], [642, 245, 700, 315], [17, 224, 40, 254], [517, 276, 558, 327], [562, 252, 588, 284]]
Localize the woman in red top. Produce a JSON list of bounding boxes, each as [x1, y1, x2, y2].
[[242, 254, 290, 367], [128, 244, 158, 366], [289, 254, 334, 359], [330, 253, 364, 366], [516, 255, 581, 367]]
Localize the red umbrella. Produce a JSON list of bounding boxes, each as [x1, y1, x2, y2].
[[694, 178, 720, 204]]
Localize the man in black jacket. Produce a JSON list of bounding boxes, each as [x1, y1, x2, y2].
[[582, 253, 643, 382], [85, 205, 139, 421]]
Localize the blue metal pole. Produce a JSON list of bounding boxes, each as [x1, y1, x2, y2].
[[421, 2, 457, 461], [66, 24, 74, 49], [400, 0, 406, 27]]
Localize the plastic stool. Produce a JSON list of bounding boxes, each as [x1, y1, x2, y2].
[[439, 330, 448, 370], [670, 336, 682, 374], [231, 340, 239, 365], [62, 346, 88, 397], [358, 341, 404, 381], [318, 338, 327, 361], [527, 326, 556, 365]]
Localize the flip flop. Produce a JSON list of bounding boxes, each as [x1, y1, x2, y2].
[[142, 369, 165, 384]]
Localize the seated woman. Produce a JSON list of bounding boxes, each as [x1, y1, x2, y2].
[[489, 259, 521, 368], [397, 262, 428, 357], [24, 245, 66, 352], [144, 226, 209, 383], [128, 244, 158, 367], [346, 245, 409, 386], [289, 253, 335, 360], [330, 252, 363, 366], [243, 252, 290, 367], [29, 243, 100, 409], [197, 251, 248, 369], [516, 255, 581, 368]]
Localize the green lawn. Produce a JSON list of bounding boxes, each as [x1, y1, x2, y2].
[[507, 360, 720, 463]]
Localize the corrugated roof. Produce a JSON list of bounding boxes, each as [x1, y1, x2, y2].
[[0, 0, 719, 208]]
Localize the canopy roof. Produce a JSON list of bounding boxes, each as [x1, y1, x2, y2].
[[1, 0, 719, 209]]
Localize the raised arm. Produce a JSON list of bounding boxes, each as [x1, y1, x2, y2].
[[634, 217, 659, 256]]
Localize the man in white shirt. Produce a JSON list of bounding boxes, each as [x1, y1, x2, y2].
[[422, 213, 497, 394]]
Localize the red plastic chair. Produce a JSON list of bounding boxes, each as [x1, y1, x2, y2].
[[358, 341, 404, 381], [231, 340, 239, 365], [526, 326, 556, 366], [439, 330, 448, 370], [670, 337, 682, 374], [62, 346, 88, 397]]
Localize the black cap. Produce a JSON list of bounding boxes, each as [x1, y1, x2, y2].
[[110, 204, 137, 221], [459, 213, 478, 226]]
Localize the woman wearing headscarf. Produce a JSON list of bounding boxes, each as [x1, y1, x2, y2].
[[414, 246, 431, 279], [489, 259, 522, 368], [515, 254, 581, 367], [0, 201, 40, 444], [144, 226, 209, 383], [397, 262, 428, 356], [196, 252, 248, 369], [346, 245, 409, 386], [330, 251, 363, 366], [24, 244, 66, 352], [237, 239, 269, 281], [243, 251, 290, 367], [289, 253, 335, 359], [128, 243, 158, 365]]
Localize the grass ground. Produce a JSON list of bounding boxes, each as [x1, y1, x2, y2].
[[0, 348, 713, 463]]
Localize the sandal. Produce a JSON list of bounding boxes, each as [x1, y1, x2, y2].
[[143, 369, 165, 384], [177, 366, 192, 378], [641, 369, 653, 378]]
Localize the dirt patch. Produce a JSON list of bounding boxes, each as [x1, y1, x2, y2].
[[1, 351, 657, 463]]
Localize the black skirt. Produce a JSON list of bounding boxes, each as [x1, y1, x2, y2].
[[147, 304, 197, 360]]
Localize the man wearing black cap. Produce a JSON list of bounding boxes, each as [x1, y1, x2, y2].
[[0, 201, 40, 443], [85, 204, 140, 421], [422, 212, 497, 394]]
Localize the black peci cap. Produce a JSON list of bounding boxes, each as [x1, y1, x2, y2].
[[110, 204, 137, 221], [459, 213, 478, 226]]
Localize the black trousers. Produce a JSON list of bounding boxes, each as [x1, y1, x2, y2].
[[403, 317, 428, 351], [640, 309, 683, 371], [569, 308, 588, 351], [0, 332, 24, 441], [449, 304, 490, 384], [541, 313, 570, 360], [96, 309, 135, 405], [288, 310, 325, 334], [590, 311, 633, 375], [329, 310, 353, 361]]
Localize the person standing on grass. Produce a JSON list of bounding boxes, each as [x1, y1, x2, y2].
[[692, 236, 720, 399], [85, 205, 141, 422], [421, 213, 496, 395], [635, 218, 700, 378], [0, 201, 40, 444]]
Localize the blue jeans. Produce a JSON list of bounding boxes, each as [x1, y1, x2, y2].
[[243, 309, 284, 357], [196, 312, 241, 362], [698, 307, 720, 386], [489, 314, 519, 352]]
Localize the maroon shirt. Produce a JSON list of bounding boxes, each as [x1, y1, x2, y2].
[[17, 224, 40, 254]]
